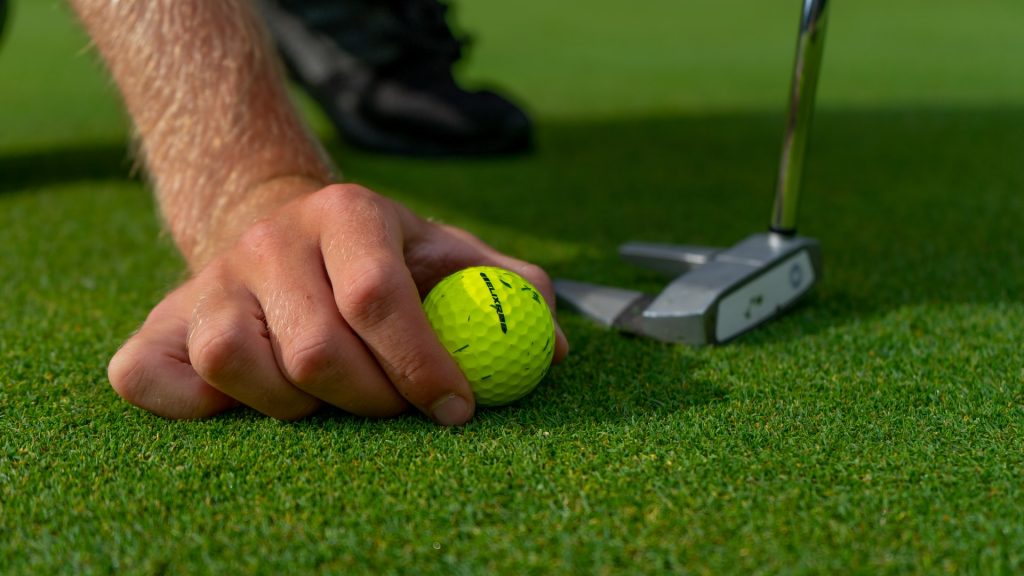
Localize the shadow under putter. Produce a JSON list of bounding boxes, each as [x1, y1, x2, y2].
[[556, 0, 830, 345]]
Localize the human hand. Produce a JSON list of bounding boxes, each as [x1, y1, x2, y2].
[[108, 184, 569, 424]]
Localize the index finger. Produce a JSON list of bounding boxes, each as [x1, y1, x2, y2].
[[318, 187, 475, 426]]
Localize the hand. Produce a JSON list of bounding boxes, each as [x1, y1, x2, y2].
[[108, 184, 569, 424]]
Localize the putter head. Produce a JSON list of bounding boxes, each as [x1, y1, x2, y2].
[[560, 0, 829, 345], [555, 232, 820, 345]]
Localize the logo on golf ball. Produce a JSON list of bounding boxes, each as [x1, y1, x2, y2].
[[478, 270, 508, 334]]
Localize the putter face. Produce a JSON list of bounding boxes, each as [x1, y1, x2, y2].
[[555, 233, 821, 346], [711, 243, 817, 342]]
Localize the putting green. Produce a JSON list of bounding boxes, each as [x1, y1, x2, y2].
[[2, 1, 1022, 573]]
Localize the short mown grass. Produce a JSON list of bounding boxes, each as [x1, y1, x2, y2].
[[2, 1, 1023, 573]]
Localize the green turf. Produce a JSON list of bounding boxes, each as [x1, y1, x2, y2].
[[3, 0, 1024, 573]]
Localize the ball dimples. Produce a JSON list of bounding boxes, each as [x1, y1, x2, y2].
[[423, 266, 555, 406]]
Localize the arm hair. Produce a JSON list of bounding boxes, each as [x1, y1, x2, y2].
[[69, 0, 334, 267]]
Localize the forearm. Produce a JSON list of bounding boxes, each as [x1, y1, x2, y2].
[[69, 0, 333, 268]]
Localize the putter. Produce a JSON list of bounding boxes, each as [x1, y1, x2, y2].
[[555, 0, 829, 345]]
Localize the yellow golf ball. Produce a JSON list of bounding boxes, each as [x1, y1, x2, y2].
[[423, 266, 555, 406]]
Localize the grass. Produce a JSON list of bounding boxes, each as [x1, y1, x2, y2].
[[2, 0, 1024, 573]]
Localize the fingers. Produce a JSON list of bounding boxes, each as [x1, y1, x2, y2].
[[109, 183, 567, 426], [186, 275, 322, 421], [236, 224, 409, 418], [107, 285, 238, 420], [318, 187, 476, 426]]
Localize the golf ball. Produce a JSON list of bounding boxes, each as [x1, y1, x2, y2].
[[423, 266, 555, 406]]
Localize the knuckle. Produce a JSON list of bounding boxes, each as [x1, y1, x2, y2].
[[389, 344, 434, 389], [315, 185, 398, 240], [341, 262, 405, 330], [315, 183, 378, 216], [237, 219, 286, 260], [188, 325, 247, 382], [284, 333, 337, 387], [386, 347, 438, 400]]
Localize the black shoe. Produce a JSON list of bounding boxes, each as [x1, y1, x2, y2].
[[0, 0, 9, 45], [256, 0, 532, 157]]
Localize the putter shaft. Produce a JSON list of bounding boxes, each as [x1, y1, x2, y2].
[[772, 0, 830, 235]]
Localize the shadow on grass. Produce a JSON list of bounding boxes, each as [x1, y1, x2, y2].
[[333, 106, 1024, 346], [290, 333, 725, 430], [0, 140, 136, 193], [512, 332, 728, 426]]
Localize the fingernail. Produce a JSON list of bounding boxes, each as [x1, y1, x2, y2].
[[431, 394, 472, 426]]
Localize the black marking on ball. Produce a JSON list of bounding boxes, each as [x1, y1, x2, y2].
[[499, 278, 512, 289], [454, 344, 470, 353], [521, 286, 542, 303], [479, 271, 508, 334]]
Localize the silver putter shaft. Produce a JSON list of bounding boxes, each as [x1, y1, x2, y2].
[[555, 0, 829, 345], [773, 0, 829, 235]]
